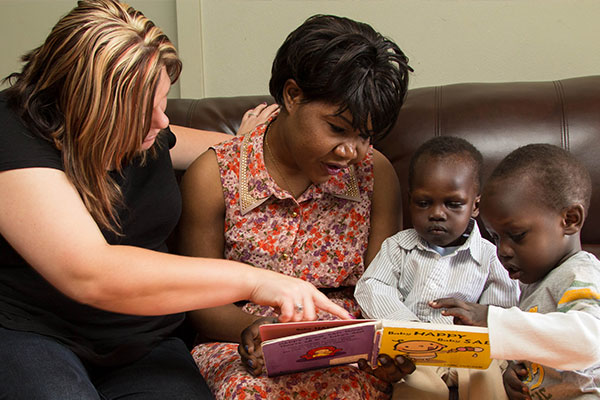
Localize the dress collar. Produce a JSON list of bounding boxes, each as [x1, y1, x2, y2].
[[239, 122, 362, 215]]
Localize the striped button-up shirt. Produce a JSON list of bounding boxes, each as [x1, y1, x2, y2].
[[355, 221, 519, 323]]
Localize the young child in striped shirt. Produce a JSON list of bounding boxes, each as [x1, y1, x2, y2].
[[355, 136, 519, 400], [432, 144, 600, 399]]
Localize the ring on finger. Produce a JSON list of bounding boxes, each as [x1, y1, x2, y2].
[[247, 112, 258, 116], [294, 303, 304, 313]]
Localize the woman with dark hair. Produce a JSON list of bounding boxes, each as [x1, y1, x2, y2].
[[0, 2, 350, 399], [178, 14, 414, 399]]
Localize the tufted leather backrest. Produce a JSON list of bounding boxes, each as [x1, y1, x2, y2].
[[166, 75, 600, 257]]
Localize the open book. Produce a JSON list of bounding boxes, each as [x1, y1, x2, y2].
[[259, 319, 491, 376]]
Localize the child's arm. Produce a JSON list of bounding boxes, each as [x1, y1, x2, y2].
[[431, 298, 600, 371], [487, 306, 600, 371], [355, 236, 420, 321]]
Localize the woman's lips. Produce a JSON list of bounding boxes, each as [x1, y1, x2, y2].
[[324, 163, 346, 175]]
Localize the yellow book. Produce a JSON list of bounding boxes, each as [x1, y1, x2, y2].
[[377, 320, 491, 370]]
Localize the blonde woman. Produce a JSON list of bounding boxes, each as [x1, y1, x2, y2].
[[0, 1, 349, 398]]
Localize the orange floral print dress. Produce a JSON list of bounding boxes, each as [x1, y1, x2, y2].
[[191, 121, 390, 399]]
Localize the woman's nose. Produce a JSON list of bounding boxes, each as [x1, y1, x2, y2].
[[152, 108, 170, 130], [334, 138, 368, 161]]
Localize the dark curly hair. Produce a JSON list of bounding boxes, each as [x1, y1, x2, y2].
[[408, 136, 484, 193], [269, 14, 412, 140], [484, 143, 592, 215]]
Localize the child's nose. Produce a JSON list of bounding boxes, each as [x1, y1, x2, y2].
[[496, 240, 513, 260], [428, 205, 446, 220]]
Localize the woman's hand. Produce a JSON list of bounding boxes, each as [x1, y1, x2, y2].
[[237, 103, 279, 135], [429, 298, 489, 327], [248, 268, 352, 322], [238, 316, 278, 376], [358, 354, 416, 392], [503, 361, 531, 400]]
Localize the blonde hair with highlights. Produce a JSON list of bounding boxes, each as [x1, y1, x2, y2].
[[6, 0, 181, 234]]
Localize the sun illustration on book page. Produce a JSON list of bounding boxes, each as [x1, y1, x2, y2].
[[299, 346, 344, 360], [393, 339, 484, 361]]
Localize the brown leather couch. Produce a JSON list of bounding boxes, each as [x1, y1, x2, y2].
[[166, 75, 600, 258]]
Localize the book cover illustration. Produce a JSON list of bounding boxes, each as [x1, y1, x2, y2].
[[378, 320, 491, 369], [260, 320, 379, 377]]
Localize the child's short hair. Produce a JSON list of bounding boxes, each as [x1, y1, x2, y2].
[[485, 143, 592, 215], [269, 14, 412, 139], [408, 136, 484, 193]]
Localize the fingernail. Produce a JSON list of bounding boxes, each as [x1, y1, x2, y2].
[[245, 345, 249, 353], [395, 356, 405, 364], [430, 301, 437, 305], [248, 359, 254, 367], [378, 356, 388, 365]]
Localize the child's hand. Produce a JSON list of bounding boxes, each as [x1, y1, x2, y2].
[[429, 298, 489, 327], [237, 103, 279, 135], [237, 316, 278, 376], [503, 361, 531, 400], [357, 354, 416, 393]]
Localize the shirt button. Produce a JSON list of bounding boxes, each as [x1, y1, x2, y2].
[[282, 253, 289, 260], [291, 211, 298, 218]]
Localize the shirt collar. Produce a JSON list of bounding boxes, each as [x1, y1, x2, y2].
[[397, 219, 484, 265], [239, 122, 362, 215]]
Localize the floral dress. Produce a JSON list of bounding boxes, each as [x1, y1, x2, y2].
[[191, 121, 390, 399]]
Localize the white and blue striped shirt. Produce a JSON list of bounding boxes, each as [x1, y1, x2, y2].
[[355, 220, 519, 323]]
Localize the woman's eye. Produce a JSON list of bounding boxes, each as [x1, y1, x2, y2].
[[328, 123, 345, 133], [359, 132, 372, 143]]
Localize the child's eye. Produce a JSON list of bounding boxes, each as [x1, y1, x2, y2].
[[415, 200, 429, 208], [446, 201, 464, 209], [509, 232, 526, 243]]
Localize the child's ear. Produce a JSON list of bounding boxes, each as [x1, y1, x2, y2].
[[282, 79, 303, 113], [471, 195, 481, 218], [562, 204, 585, 235]]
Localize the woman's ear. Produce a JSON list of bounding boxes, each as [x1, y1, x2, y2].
[[282, 79, 303, 113], [471, 195, 481, 218], [562, 204, 585, 235]]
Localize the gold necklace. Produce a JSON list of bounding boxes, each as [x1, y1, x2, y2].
[[264, 123, 296, 197]]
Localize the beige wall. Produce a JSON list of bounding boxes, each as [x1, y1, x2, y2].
[[2, 0, 599, 99], [0, 0, 180, 95]]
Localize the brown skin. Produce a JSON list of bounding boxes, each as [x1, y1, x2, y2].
[[409, 155, 480, 248], [503, 361, 532, 400], [178, 79, 402, 378], [358, 354, 416, 391], [431, 177, 586, 400]]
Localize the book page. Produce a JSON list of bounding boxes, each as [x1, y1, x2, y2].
[[378, 320, 492, 369]]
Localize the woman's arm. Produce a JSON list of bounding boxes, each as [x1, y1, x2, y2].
[[0, 167, 348, 321], [365, 149, 402, 265], [169, 103, 279, 170], [169, 125, 232, 170]]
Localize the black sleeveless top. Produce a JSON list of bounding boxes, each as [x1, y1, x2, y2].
[[0, 91, 184, 366]]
